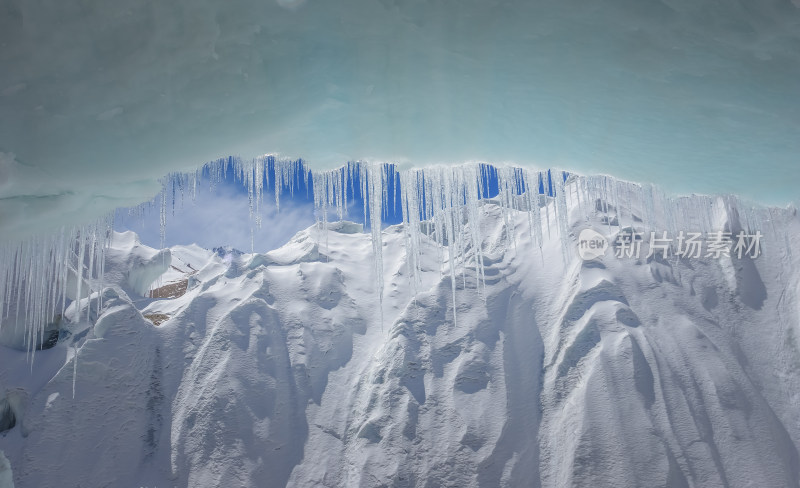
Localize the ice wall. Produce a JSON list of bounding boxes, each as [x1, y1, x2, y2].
[[2, 0, 800, 241]]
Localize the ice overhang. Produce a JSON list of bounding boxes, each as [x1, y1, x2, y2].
[[1, 0, 799, 239]]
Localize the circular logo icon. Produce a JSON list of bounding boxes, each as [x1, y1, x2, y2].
[[577, 228, 608, 261]]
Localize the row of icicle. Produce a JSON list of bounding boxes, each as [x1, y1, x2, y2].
[[0, 217, 113, 358], [0, 156, 777, 355]]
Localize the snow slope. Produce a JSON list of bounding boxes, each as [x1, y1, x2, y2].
[[0, 195, 798, 487]]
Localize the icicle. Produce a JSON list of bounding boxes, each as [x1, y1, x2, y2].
[[74, 230, 86, 323], [360, 163, 369, 231], [496, 166, 513, 250], [441, 168, 459, 329], [311, 168, 330, 252], [573, 175, 584, 224], [612, 177, 621, 228], [522, 169, 543, 252], [553, 171, 571, 261], [400, 170, 422, 298], [466, 164, 487, 297], [365, 164, 385, 330], [275, 158, 284, 211], [544, 196, 552, 242], [86, 228, 96, 322], [159, 183, 168, 251]]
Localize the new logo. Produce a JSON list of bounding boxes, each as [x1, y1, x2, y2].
[[578, 228, 608, 261]]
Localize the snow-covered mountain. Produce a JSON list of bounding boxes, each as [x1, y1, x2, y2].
[[1, 196, 799, 487]]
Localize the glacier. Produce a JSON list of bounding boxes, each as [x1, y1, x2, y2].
[[0, 186, 798, 486]]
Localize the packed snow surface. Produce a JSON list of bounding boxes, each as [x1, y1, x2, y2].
[[0, 451, 13, 488], [2, 0, 800, 239], [1, 187, 799, 486]]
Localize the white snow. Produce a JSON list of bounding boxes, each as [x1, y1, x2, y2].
[[0, 451, 13, 488], [0, 182, 798, 486]]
